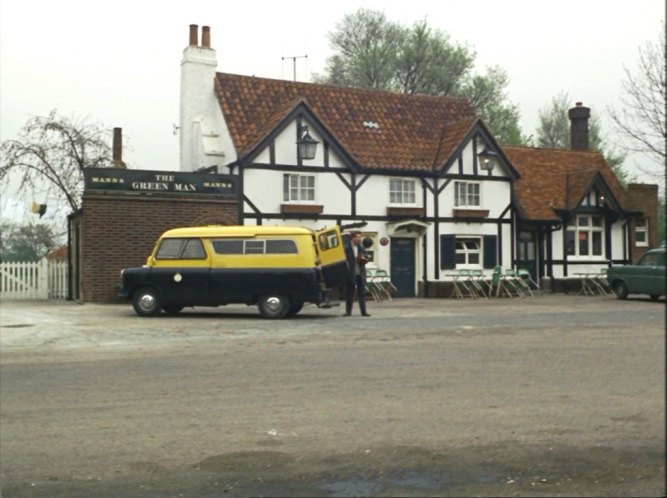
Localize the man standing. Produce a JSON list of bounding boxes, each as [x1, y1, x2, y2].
[[344, 231, 371, 317]]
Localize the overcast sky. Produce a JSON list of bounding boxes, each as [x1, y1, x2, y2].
[[0, 0, 664, 219]]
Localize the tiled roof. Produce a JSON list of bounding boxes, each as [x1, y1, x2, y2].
[[215, 73, 477, 171], [503, 146, 628, 221]]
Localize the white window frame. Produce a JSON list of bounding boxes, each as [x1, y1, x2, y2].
[[455, 236, 482, 268], [566, 214, 605, 258], [635, 218, 648, 247], [389, 178, 416, 205], [283, 173, 316, 203], [454, 181, 481, 208]]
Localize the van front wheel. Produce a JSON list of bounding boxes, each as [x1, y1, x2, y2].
[[132, 287, 161, 316], [258, 295, 291, 319]]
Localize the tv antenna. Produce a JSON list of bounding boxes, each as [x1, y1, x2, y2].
[[282, 54, 308, 81]]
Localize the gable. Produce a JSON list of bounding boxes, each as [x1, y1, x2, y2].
[[504, 146, 628, 222], [215, 73, 478, 171]]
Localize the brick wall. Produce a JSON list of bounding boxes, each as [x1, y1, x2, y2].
[[79, 192, 238, 302], [626, 184, 659, 263]]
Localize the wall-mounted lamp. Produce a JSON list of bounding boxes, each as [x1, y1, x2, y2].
[[477, 146, 499, 171], [599, 193, 606, 205], [297, 125, 319, 161]]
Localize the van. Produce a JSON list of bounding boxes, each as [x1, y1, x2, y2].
[[119, 225, 349, 318]]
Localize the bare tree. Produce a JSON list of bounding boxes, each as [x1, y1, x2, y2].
[[609, 30, 666, 179], [0, 110, 114, 213]]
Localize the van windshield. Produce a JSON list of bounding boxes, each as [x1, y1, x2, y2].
[[156, 238, 206, 259]]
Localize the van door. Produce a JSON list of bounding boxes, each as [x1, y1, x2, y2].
[[315, 227, 349, 287], [151, 238, 210, 305]]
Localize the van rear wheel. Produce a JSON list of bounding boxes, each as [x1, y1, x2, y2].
[[287, 302, 304, 316], [162, 305, 184, 315], [258, 295, 291, 319], [132, 287, 161, 316]]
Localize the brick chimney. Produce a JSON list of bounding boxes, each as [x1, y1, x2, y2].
[[568, 102, 590, 151], [112, 127, 126, 168]]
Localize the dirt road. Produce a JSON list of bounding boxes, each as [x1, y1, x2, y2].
[[1, 295, 665, 496]]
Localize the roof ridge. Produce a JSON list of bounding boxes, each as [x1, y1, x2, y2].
[[217, 72, 471, 105], [501, 144, 603, 155]]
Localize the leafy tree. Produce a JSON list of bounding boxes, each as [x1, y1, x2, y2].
[[315, 9, 527, 145], [535, 92, 633, 185], [320, 9, 403, 90], [0, 221, 60, 262], [0, 110, 114, 214]]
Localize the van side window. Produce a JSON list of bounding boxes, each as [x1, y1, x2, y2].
[[245, 240, 265, 254], [212, 240, 243, 254], [156, 238, 206, 260], [266, 240, 298, 254], [212, 239, 298, 255]]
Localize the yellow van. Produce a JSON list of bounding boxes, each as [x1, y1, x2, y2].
[[119, 225, 348, 318]]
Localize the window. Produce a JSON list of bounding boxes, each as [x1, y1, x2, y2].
[[212, 239, 298, 255], [455, 237, 481, 267], [566, 215, 604, 257], [389, 178, 416, 204], [156, 238, 206, 260], [455, 181, 480, 207], [283, 174, 315, 202], [317, 230, 340, 251], [635, 218, 648, 247]]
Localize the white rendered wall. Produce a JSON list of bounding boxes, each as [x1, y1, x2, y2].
[[180, 46, 236, 171]]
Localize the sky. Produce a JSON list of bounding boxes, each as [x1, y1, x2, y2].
[[0, 0, 664, 221]]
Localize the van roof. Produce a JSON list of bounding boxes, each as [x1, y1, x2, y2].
[[160, 225, 317, 238]]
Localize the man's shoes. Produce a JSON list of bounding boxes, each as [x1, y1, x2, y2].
[[362, 313, 371, 317], [343, 313, 351, 317]]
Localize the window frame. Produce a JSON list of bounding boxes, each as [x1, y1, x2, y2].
[[283, 173, 316, 204], [565, 214, 605, 258], [455, 236, 482, 269], [389, 178, 417, 206], [454, 181, 481, 208], [155, 238, 207, 260], [211, 238, 299, 255], [635, 218, 648, 247]]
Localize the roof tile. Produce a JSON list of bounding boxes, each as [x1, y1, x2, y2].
[[503, 146, 627, 221], [215, 73, 477, 170]]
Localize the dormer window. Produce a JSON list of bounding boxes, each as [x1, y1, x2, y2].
[[283, 173, 315, 203], [455, 181, 481, 207]]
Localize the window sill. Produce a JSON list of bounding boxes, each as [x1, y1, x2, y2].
[[453, 208, 489, 218], [280, 203, 323, 215], [386, 206, 424, 217]]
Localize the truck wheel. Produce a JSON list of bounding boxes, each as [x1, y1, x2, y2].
[[132, 287, 162, 316], [162, 305, 184, 315], [258, 295, 291, 319], [612, 281, 628, 300], [287, 302, 304, 316]]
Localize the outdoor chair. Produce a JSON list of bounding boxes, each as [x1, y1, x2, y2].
[[490, 266, 512, 297], [512, 269, 535, 297], [450, 269, 480, 299], [502, 269, 526, 297]]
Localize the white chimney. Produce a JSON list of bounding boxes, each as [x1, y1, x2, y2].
[[179, 25, 234, 171]]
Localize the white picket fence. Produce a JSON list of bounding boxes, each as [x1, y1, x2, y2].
[[0, 259, 68, 300]]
